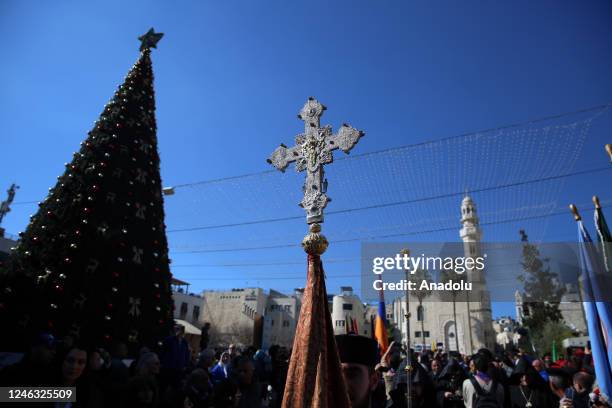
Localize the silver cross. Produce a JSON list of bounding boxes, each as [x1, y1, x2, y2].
[[267, 97, 364, 224]]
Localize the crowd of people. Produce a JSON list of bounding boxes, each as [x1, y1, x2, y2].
[[351, 337, 610, 408], [0, 324, 609, 408]]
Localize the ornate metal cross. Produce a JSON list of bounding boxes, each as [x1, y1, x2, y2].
[[267, 97, 364, 224]]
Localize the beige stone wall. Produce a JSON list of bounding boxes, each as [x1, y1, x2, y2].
[[262, 295, 300, 349], [200, 288, 267, 348], [173, 292, 205, 326]]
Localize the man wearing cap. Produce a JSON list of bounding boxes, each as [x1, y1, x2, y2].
[[335, 334, 381, 408]]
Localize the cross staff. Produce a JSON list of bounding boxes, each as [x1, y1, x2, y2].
[[267, 97, 364, 224]]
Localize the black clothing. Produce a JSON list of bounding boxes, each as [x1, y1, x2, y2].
[[509, 384, 552, 408]]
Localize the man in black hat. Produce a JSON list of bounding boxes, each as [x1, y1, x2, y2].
[[335, 334, 381, 408], [508, 356, 552, 408]]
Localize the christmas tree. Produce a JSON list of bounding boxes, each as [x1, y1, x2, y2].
[[0, 29, 173, 353]]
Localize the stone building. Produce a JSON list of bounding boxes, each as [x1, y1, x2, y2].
[[389, 196, 495, 354], [200, 288, 267, 348], [515, 283, 587, 334], [557, 285, 587, 334], [172, 286, 268, 349], [261, 289, 301, 349], [173, 281, 205, 326], [331, 286, 369, 336]]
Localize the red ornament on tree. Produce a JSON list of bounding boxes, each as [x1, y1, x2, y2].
[[0, 34, 172, 352]]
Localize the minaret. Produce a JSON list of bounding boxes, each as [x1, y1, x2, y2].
[[460, 195, 484, 285], [459, 195, 494, 350], [515, 290, 524, 325]]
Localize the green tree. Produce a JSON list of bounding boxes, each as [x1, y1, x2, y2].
[[518, 230, 566, 347], [0, 39, 173, 353], [530, 320, 574, 357]]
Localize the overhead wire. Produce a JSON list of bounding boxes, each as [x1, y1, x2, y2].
[[166, 166, 612, 233]]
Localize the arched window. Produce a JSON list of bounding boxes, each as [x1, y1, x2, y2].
[[417, 305, 424, 321]]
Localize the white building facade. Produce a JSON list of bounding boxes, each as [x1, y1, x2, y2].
[[331, 287, 369, 336], [173, 291, 205, 327], [261, 289, 301, 349], [389, 196, 495, 354]]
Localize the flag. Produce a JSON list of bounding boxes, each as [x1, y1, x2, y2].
[[345, 315, 352, 335], [576, 218, 612, 400], [594, 196, 612, 273], [352, 318, 359, 335], [374, 285, 389, 355]]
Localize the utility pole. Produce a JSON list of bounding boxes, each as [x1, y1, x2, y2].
[[400, 248, 412, 408], [466, 292, 474, 355]]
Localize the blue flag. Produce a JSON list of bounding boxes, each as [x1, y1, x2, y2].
[[577, 220, 612, 400]]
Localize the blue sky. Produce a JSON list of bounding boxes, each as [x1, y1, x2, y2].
[[1, 1, 612, 318]]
